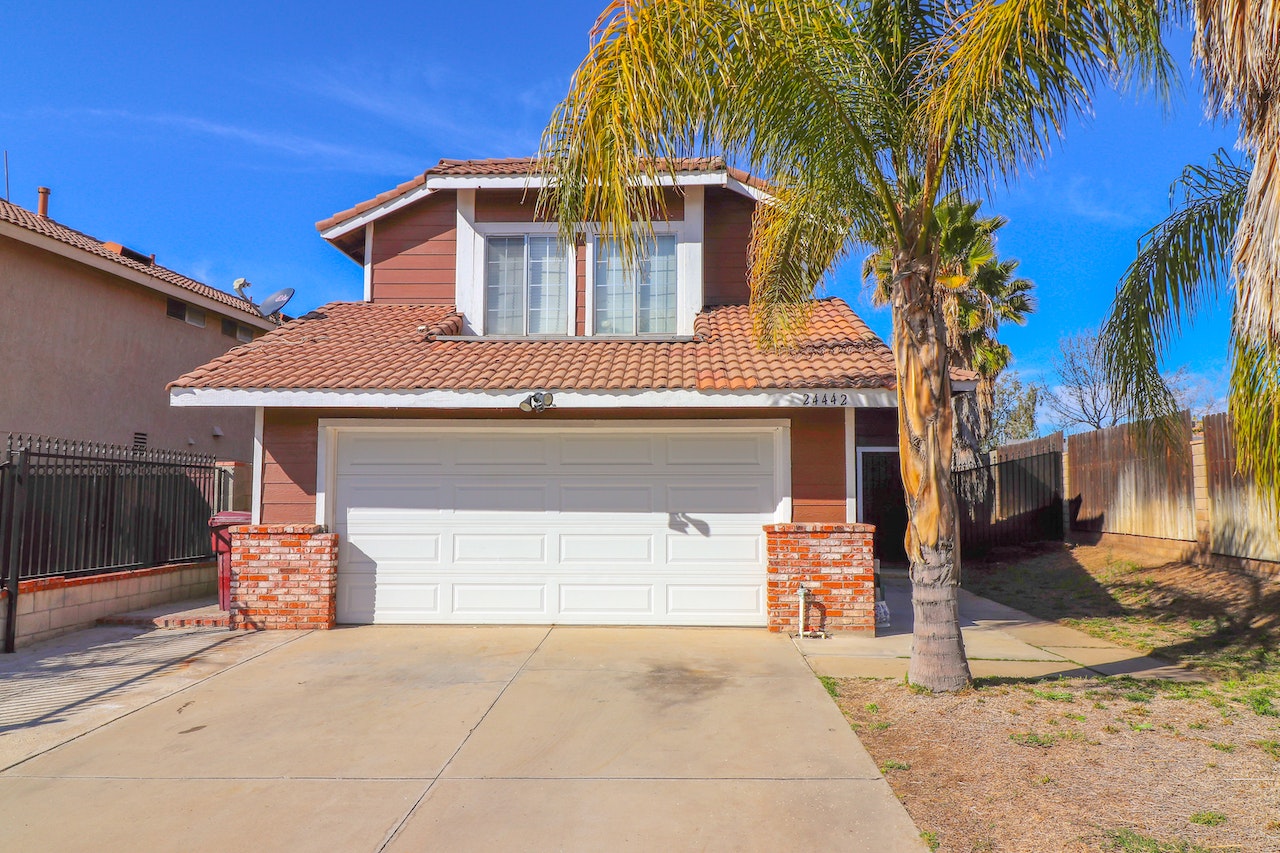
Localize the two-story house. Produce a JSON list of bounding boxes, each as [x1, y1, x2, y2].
[[171, 158, 974, 631]]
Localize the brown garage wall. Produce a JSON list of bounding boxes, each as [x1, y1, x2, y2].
[[259, 406, 853, 524]]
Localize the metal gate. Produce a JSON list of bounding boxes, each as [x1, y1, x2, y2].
[[1, 434, 230, 652]]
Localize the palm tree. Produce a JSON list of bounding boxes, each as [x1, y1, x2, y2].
[[538, 0, 1170, 691], [1102, 0, 1280, 511], [865, 197, 1036, 469]]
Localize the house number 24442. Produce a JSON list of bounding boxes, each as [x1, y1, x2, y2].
[[801, 393, 850, 406]]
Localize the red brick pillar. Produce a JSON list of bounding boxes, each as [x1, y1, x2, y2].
[[764, 523, 876, 633], [229, 525, 338, 630]]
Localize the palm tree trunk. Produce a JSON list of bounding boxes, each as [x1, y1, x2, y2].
[[953, 390, 984, 471], [892, 248, 972, 692]]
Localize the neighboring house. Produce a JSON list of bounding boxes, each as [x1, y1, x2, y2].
[[0, 189, 275, 460], [171, 157, 976, 631]]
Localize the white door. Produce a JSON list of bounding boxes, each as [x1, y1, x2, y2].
[[330, 422, 786, 626]]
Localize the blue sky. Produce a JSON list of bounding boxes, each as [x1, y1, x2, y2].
[[1, 1, 1239, 405]]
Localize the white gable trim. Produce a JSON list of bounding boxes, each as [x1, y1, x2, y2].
[[319, 171, 769, 241]]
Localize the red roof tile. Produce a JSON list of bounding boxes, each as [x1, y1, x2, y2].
[[315, 156, 772, 233], [173, 297, 974, 393], [0, 199, 261, 317]]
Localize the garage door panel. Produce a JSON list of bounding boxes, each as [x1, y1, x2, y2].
[[559, 483, 654, 513], [339, 481, 448, 516], [452, 583, 548, 614], [666, 533, 762, 564], [666, 434, 768, 467], [666, 483, 775, 514], [667, 583, 763, 616], [558, 584, 654, 614], [561, 435, 655, 466], [338, 435, 445, 472], [559, 533, 654, 563], [453, 482, 550, 512], [453, 533, 547, 563], [341, 534, 442, 564], [453, 435, 552, 466], [333, 426, 779, 626]]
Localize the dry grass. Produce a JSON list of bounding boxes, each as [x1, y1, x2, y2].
[[826, 543, 1280, 853]]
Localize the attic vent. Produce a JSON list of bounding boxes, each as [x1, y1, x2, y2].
[[132, 432, 148, 450], [103, 241, 155, 265]]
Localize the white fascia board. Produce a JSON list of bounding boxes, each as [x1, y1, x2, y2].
[[724, 176, 774, 203], [319, 171, 769, 239], [0, 220, 273, 330], [318, 183, 438, 241], [171, 387, 899, 409]]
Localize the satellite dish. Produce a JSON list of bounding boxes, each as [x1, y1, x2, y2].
[[233, 277, 252, 300], [257, 288, 295, 318]]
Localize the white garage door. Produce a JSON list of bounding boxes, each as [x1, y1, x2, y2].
[[330, 422, 786, 626]]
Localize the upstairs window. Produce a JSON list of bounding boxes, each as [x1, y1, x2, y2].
[[166, 298, 205, 328], [485, 236, 571, 335], [594, 235, 677, 335]]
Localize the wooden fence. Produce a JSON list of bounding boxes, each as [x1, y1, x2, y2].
[[1202, 413, 1280, 563], [1066, 412, 1197, 541]]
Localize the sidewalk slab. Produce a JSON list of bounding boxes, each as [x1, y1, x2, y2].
[[390, 778, 923, 852]]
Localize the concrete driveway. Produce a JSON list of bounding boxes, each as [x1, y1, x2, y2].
[[0, 625, 925, 852]]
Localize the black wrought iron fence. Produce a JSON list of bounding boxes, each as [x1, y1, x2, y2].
[[2, 434, 230, 651], [953, 450, 1064, 554]]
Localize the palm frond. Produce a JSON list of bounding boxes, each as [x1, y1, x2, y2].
[[925, 0, 1175, 197], [1229, 334, 1280, 509], [1102, 150, 1249, 427]]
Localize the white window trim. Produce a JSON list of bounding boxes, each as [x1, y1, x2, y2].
[[855, 445, 899, 524], [585, 217, 699, 338], [251, 407, 264, 525], [314, 418, 791, 530], [479, 229, 576, 337], [459, 190, 703, 338], [845, 409, 858, 523]]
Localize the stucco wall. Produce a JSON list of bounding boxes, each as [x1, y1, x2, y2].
[[0, 234, 254, 460]]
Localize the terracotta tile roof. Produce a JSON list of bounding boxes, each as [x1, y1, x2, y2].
[[173, 297, 974, 393], [316, 156, 772, 233], [0, 199, 261, 317]]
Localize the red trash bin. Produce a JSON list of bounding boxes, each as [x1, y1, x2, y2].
[[209, 511, 252, 611]]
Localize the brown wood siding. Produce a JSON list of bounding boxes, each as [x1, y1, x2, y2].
[[575, 241, 587, 336], [258, 406, 849, 524], [702, 188, 756, 307], [791, 408, 846, 522], [370, 190, 456, 304], [260, 409, 322, 523], [475, 189, 542, 222]]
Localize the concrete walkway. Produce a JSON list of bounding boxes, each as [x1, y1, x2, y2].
[[800, 574, 1199, 680], [0, 624, 927, 852]]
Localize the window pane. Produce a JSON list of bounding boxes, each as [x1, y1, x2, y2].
[[638, 235, 677, 334], [486, 237, 525, 335], [527, 236, 569, 335], [594, 240, 634, 335]]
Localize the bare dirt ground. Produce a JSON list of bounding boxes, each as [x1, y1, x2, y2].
[[827, 542, 1280, 853]]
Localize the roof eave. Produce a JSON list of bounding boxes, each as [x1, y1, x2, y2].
[[0, 219, 273, 329]]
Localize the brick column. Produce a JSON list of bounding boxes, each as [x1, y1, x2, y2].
[[764, 523, 876, 633], [229, 525, 338, 630]]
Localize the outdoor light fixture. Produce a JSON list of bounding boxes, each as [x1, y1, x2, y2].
[[519, 391, 555, 413]]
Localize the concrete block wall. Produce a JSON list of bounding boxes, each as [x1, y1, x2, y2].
[[0, 562, 215, 649], [229, 525, 338, 629], [765, 523, 876, 633]]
